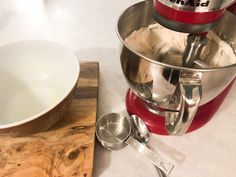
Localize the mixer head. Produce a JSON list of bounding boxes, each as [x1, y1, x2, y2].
[[153, 0, 236, 33]]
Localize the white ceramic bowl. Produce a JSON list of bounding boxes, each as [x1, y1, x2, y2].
[[0, 41, 80, 136]]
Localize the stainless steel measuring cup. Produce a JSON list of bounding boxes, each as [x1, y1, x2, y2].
[[96, 113, 174, 175]]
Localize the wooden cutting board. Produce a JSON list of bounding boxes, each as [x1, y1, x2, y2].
[[0, 61, 99, 177]]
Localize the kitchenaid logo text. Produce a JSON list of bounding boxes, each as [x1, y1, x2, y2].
[[168, 0, 210, 7]]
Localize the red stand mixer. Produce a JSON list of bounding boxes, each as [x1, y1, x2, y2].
[[117, 0, 236, 135]]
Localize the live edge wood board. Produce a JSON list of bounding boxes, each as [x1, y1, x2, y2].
[[0, 62, 99, 177]]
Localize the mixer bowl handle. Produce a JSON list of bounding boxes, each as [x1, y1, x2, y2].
[[165, 72, 202, 135]]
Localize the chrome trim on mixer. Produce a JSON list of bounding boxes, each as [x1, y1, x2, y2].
[[165, 72, 202, 135]]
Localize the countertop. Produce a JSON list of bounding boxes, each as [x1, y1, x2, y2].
[[0, 0, 235, 177]]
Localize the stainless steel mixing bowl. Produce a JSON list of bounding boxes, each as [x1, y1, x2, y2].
[[116, 0, 236, 135]]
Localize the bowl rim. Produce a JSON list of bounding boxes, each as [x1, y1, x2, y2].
[[0, 40, 80, 129]]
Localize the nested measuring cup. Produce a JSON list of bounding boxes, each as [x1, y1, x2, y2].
[[96, 113, 174, 175]]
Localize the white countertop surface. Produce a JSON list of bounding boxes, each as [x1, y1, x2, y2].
[[0, 0, 236, 177]]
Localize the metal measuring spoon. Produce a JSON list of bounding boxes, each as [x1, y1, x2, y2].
[[130, 114, 167, 177], [96, 113, 174, 175]]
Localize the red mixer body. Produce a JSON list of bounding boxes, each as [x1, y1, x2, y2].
[[153, 0, 225, 24], [153, 0, 236, 33], [126, 81, 235, 135]]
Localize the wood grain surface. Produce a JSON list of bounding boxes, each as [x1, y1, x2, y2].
[[0, 62, 99, 177]]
